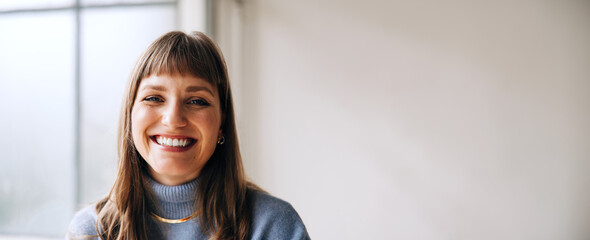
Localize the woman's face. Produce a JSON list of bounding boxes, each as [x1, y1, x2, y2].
[[131, 73, 222, 186]]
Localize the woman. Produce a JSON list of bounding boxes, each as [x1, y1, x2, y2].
[[67, 31, 309, 239]]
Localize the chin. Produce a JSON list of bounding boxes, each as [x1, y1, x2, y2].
[[152, 164, 198, 179]]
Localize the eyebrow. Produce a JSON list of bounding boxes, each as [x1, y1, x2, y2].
[[140, 84, 167, 92], [186, 86, 215, 96], [139, 84, 214, 96]]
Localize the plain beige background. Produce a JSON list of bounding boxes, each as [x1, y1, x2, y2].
[[213, 0, 590, 239]]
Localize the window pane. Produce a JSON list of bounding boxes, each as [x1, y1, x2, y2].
[[80, 0, 174, 6], [79, 5, 177, 204], [0, 0, 73, 11], [0, 11, 75, 237]]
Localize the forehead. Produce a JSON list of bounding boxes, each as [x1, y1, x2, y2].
[[138, 74, 217, 93]]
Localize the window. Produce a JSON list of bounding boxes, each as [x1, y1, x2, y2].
[[0, 0, 205, 238]]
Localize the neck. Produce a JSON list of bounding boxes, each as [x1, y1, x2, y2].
[[148, 176, 198, 219]]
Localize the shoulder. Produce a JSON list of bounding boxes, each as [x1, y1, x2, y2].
[[249, 190, 311, 240], [66, 204, 100, 239]]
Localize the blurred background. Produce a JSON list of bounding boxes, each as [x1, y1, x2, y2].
[[0, 0, 589, 239]]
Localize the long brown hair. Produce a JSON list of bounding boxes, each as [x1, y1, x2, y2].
[[94, 31, 256, 239]]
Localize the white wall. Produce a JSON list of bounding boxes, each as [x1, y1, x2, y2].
[[215, 0, 590, 239]]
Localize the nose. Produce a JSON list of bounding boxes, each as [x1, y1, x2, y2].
[[161, 101, 187, 128]]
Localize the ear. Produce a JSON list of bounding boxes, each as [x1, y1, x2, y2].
[[219, 113, 225, 135]]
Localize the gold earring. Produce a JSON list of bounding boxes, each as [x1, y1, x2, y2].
[[217, 135, 225, 145]]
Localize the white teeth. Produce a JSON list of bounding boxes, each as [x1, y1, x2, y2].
[[155, 136, 191, 147]]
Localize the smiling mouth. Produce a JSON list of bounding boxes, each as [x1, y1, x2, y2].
[[151, 135, 196, 148]]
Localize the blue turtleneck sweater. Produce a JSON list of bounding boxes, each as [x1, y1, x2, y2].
[[67, 178, 310, 239]]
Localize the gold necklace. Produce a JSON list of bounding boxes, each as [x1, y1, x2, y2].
[[150, 211, 199, 224]]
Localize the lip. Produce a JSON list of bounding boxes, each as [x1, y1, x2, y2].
[[150, 134, 197, 152]]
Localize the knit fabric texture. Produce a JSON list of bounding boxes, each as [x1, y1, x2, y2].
[[67, 178, 310, 239]]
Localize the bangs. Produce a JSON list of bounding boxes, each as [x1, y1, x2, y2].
[[138, 31, 225, 87]]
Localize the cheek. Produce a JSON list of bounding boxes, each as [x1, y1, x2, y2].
[[131, 106, 153, 155], [190, 111, 221, 151], [195, 111, 221, 135]]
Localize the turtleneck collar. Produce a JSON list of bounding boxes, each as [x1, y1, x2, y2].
[[148, 176, 199, 203]]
